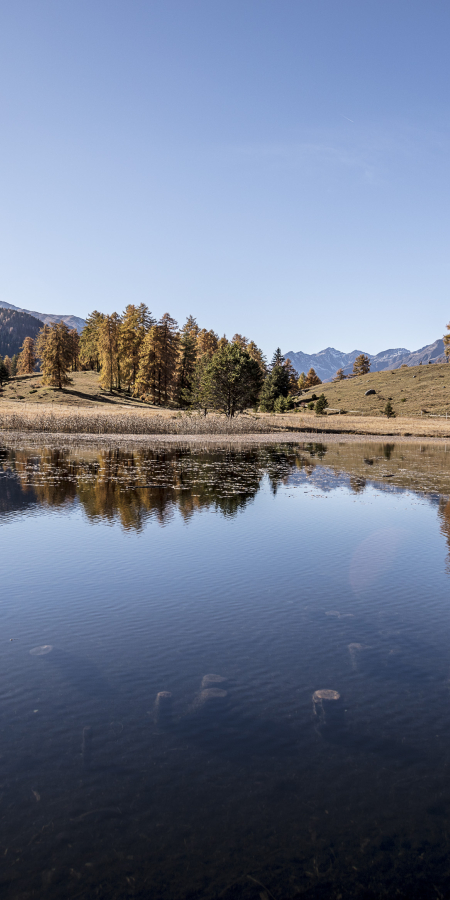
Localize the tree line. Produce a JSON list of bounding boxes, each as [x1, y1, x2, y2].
[[0, 307, 375, 413]]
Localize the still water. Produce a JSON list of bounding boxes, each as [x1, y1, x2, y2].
[[2, 439, 450, 899]]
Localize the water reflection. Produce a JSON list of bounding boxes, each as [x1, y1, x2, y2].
[[2, 440, 450, 531]]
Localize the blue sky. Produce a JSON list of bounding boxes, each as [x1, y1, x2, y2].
[[0, 1, 449, 357]]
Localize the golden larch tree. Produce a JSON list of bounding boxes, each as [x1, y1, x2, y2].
[[36, 322, 73, 388], [17, 336, 37, 374]]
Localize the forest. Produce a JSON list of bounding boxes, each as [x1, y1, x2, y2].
[[0, 306, 323, 415]]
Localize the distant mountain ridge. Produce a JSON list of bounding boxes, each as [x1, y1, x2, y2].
[[0, 301, 85, 334], [284, 340, 447, 382], [0, 308, 44, 358]]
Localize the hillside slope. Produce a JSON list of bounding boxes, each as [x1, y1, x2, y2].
[[299, 361, 450, 418], [0, 309, 44, 357], [0, 301, 85, 334]]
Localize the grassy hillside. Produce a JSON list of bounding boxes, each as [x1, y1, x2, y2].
[[0, 309, 43, 358], [299, 362, 450, 418]]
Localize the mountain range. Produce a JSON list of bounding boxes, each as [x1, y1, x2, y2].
[[0, 300, 86, 334], [283, 339, 447, 382]]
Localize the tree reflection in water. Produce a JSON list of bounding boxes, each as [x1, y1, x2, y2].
[[0, 445, 318, 530]]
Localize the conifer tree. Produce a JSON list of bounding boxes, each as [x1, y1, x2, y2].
[[79, 311, 105, 371], [270, 347, 284, 369], [297, 372, 307, 390], [196, 328, 218, 359], [283, 358, 299, 392], [176, 316, 199, 406], [68, 329, 80, 371], [334, 368, 346, 381], [36, 322, 73, 388], [246, 341, 267, 375], [259, 364, 291, 411], [353, 354, 370, 376], [0, 355, 10, 386], [204, 343, 263, 417], [10, 353, 18, 376], [155, 313, 179, 405], [3, 355, 11, 376], [98, 313, 121, 392], [17, 336, 37, 374], [304, 367, 322, 388], [444, 322, 450, 358], [134, 326, 157, 400]]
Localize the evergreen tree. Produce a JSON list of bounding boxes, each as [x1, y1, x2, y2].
[[79, 311, 105, 371], [353, 354, 370, 376], [155, 313, 179, 405], [259, 365, 291, 411], [0, 355, 10, 386], [36, 322, 73, 388], [283, 358, 299, 392], [3, 355, 11, 375], [17, 336, 37, 374], [270, 347, 284, 369], [304, 367, 322, 388], [10, 354, 18, 376], [203, 343, 264, 417], [176, 316, 199, 405], [384, 400, 395, 418], [315, 393, 328, 415]]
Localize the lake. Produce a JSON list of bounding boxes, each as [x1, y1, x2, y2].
[[2, 438, 450, 899]]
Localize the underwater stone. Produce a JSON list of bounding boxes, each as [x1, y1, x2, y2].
[[201, 674, 227, 688], [30, 645, 53, 656]]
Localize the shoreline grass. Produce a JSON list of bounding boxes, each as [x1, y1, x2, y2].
[[2, 401, 450, 442]]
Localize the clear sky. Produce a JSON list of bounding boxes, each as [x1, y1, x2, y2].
[[0, 1, 449, 357]]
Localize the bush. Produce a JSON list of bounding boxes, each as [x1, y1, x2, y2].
[[384, 400, 395, 418], [274, 396, 287, 413], [310, 393, 318, 401], [315, 394, 329, 415], [307, 401, 315, 410]]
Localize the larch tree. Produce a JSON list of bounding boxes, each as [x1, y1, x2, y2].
[[134, 325, 158, 401], [246, 341, 267, 376], [68, 329, 80, 371], [120, 304, 155, 392], [352, 354, 370, 376], [333, 368, 346, 381], [304, 367, 322, 388], [444, 322, 450, 358], [98, 313, 121, 392], [36, 322, 73, 388], [297, 372, 307, 390], [196, 328, 218, 359], [17, 336, 37, 375], [79, 311, 105, 371]]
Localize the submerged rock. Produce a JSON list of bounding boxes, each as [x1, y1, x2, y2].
[[29, 645, 53, 656], [201, 674, 227, 688]]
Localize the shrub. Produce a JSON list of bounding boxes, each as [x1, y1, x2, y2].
[[307, 401, 315, 410], [384, 400, 395, 418], [315, 394, 329, 415]]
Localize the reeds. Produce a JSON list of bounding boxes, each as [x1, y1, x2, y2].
[[0, 405, 284, 435]]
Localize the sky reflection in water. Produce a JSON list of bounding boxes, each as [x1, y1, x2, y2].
[[1, 440, 450, 899]]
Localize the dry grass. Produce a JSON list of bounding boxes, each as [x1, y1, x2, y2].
[[299, 361, 450, 418], [2, 401, 450, 439]]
